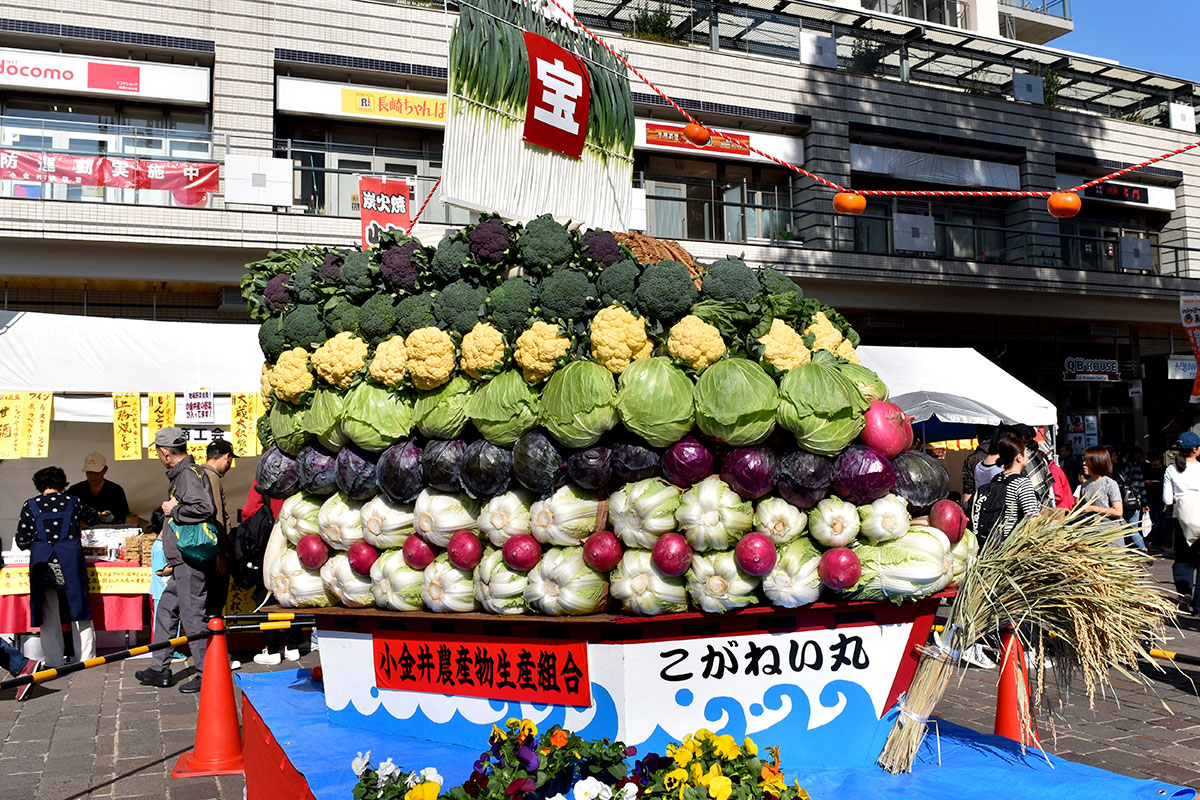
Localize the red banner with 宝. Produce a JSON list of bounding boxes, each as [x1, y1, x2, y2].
[[358, 176, 412, 249], [522, 32, 590, 160], [0, 149, 219, 204], [373, 631, 591, 706]]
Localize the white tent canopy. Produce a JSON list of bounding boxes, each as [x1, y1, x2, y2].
[[857, 346, 1057, 427]]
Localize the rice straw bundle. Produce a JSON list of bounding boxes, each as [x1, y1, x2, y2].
[[878, 509, 1179, 774]]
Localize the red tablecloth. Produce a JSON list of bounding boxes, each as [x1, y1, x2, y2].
[[0, 591, 143, 633]]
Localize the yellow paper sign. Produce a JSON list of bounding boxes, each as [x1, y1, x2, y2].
[[187, 441, 207, 464], [112, 393, 142, 461], [231, 392, 261, 457], [147, 392, 175, 454], [0, 564, 152, 596], [340, 88, 447, 124], [20, 391, 52, 459], [0, 391, 26, 459]]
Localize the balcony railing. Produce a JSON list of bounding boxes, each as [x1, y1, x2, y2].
[[998, 0, 1071, 20]]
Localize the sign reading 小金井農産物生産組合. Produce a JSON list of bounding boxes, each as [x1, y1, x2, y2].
[[1182, 295, 1200, 403], [373, 631, 591, 706], [358, 176, 411, 249], [183, 387, 215, 425], [521, 32, 591, 160], [20, 391, 51, 458], [112, 393, 141, 461]]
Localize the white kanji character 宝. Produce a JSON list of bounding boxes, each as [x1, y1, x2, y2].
[[361, 191, 377, 211], [147, 163, 166, 180], [533, 57, 583, 135]]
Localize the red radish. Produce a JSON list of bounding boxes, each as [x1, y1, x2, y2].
[[583, 531, 623, 572], [447, 530, 484, 570], [651, 533, 692, 577], [502, 534, 542, 572], [311, 665, 324, 683], [930, 500, 967, 544], [347, 540, 380, 576], [818, 547, 861, 591], [734, 532, 778, 576], [403, 534, 436, 570], [861, 401, 914, 460], [297, 534, 329, 570]]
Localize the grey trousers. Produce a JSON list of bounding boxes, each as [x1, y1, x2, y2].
[[150, 562, 208, 674]]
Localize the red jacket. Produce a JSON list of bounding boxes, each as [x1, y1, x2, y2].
[[1049, 461, 1074, 509], [241, 481, 285, 522]]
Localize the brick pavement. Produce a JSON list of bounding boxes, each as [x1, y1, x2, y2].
[[1, 554, 1198, 799]]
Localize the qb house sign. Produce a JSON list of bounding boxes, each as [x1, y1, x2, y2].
[[1063, 357, 1120, 383]]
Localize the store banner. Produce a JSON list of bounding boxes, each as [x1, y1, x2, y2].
[[340, 87, 447, 125], [0, 391, 24, 459], [0, 563, 153, 596], [522, 32, 591, 160], [231, 392, 262, 457], [147, 392, 175, 453], [1181, 295, 1200, 402], [0, 149, 219, 204], [20, 391, 51, 459], [358, 176, 412, 248], [0, 46, 209, 104], [1168, 355, 1198, 381], [112, 393, 142, 461], [645, 122, 752, 156]]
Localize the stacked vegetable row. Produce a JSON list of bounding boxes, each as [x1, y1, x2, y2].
[[246, 215, 976, 616]]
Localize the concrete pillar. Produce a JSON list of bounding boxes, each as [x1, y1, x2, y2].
[[794, 119, 851, 251]]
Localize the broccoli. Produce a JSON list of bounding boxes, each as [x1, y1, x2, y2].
[[636, 260, 698, 323], [538, 268, 596, 322], [758, 267, 802, 301], [579, 229, 624, 272], [468, 217, 513, 266], [324, 299, 360, 336], [319, 251, 344, 283], [516, 214, 575, 273], [258, 316, 288, 362], [487, 276, 538, 335], [264, 273, 293, 312], [701, 258, 761, 303], [282, 304, 326, 349], [292, 259, 322, 304], [396, 292, 438, 336], [257, 413, 275, 452], [338, 250, 376, 300], [433, 280, 488, 334], [429, 236, 472, 287], [358, 293, 400, 342], [596, 258, 640, 308], [380, 241, 421, 294]]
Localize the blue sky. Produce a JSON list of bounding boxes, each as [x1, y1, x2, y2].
[[1052, 1, 1197, 80]]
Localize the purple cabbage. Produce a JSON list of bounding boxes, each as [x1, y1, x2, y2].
[[566, 446, 611, 491], [832, 445, 897, 505], [421, 439, 468, 493], [335, 444, 379, 501], [377, 440, 424, 504], [776, 450, 834, 509], [255, 446, 299, 499], [721, 445, 778, 500], [297, 445, 339, 496], [891, 451, 951, 510], [612, 440, 661, 484], [460, 439, 514, 500], [512, 430, 566, 497], [661, 436, 715, 488]]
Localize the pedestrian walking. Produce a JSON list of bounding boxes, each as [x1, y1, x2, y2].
[[1163, 432, 1200, 615], [960, 425, 993, 510], [0, 548, 42, 701], [1015, 425, 1054, 509], [200, 438, 235, 619], [1114, 447, 1149, 551], [970, 433, 1040, 542], [1076, 447, 1124, 544]]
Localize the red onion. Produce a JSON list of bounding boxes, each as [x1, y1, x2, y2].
[[582, 531, 623, 572], [651, 533, 692, 577], [861, 401, 914, 460], [734, 532, 777, 576], [297, 534, 329, 570], [402, 534, 436, 570], [502, 534, 542, 572], [930, 499, 967, 544], [347, 540, 380, 576], [447, 530, 483, 570], [818, 547, 861, 591]]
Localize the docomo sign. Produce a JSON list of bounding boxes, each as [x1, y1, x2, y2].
[[0, 47, 209, 104], [522, 32, 590, 160]]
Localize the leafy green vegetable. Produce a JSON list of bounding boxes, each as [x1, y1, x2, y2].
[[339, 382, 413, 452], [467, 369, 540, 446], [269, 401, 311, 456], [615, 357, 694, 448], [777, 350, 868, 456], [303, 389, 347, 451], [693, 358, 778, 446], [539, 361, 618, 449], [413, 374, 475, 439]]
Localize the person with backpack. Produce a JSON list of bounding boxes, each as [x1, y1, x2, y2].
[[970, 433, 1041, 543], [1164, 432, 1200, 615], [1113, 447, 1149, 551], [238, 483, 305, 666]]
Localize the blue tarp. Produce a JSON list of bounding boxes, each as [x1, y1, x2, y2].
[[237, 670, 1194, 800]]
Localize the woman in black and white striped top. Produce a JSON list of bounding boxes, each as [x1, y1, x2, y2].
[[996, 434, 1041, 539]]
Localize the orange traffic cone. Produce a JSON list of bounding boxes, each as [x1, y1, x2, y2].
[[171, 618, 246, 778], [993, 630, 1042, 749]]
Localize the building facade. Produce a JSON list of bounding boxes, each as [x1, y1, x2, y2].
[[0, 0, 1197, 450]]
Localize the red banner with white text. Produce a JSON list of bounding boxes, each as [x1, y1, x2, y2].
[[522, 32, 590, 160], [0, 149, 219, 205], [1181, 296, 1200, 403], [357, 176, 412, 249]]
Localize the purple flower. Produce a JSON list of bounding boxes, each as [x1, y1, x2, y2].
[[624, 746, 638, 758], [473, 760, 488, 773], [491, 741, 504, 759], [516, 744, 539, 771], [504, 778, 536, 796]]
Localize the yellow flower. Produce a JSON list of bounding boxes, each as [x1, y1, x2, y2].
[[743, 737, 757, 757], [693, 729, 715, 742], [707, 775, 732, 800], [668, 741, 694, 767], [712, 734, 741, 761], [406, 782, 439, 800], [519, 719, 538, 738], [505, 718, 521, 729], [690, 762, 704, 784], [759, 765, 786, 796], [665, 768, 690, 799], [490, 724, 507, 743], [695, 764, 722, 787]]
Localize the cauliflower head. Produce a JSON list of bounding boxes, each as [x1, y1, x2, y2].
[[405, 327, 456, 390], [514, 321, 571, 383], [460, 322, 508, 380], [311, 331, 368, 389], [260, 362, 273, 410], [667, 315, 725, 371], [269, 348, 315, 403], [591, 305, 653, 374], [834, 338, 861, 364], [804, 310, 843, 354], [759, 318, 811, 372], [369, 335, 408, 388]]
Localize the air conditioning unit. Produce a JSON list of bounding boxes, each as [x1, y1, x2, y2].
[[217, 287, 247, 313]]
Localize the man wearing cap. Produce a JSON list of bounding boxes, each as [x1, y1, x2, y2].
[[67, 452, 127, 525], [200, 438, 235, 619], [135, 427, 216, 693]]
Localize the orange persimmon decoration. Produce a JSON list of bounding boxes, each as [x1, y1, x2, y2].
[[1046, 191, 1082, 218], [832, 192, 867, 215], [683, 123, 711, 146]]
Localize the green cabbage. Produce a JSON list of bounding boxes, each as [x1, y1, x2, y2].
[[839, 362, 889, 403], [539, 361, 619, 448], [303, 389, 347, 451], [777, 351, 867, 456], [467, 369, 540, 446], [269, 401, 311, 456], [615, 357, 694, 448], [413, 374, 475, 439], [845, 525, 953, 601], [693, 358, 778, 446], [340, 382, 413, 452]]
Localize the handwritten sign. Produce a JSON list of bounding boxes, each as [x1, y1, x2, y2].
[[186, 441, 207, 464], [112, 393, 142, 461], [373, 632, 591, 706], [20, 391, 51, 458], [147, 392, 176, 453], [0, 391, 25, 459], [231, 392, 261, 457], [0, 563, 153, 596], [183, 388, 215, 424]]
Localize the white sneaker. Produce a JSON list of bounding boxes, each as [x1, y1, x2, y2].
[[253, 649, 282, 666], [963, 643, 998, 670], [230, 660, 242, 671], [283, 648, 301, 662]]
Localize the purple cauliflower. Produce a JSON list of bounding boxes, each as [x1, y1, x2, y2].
[[264, 274, 293, 311], [381, 242, 420, 293], [580, 229, 624, 269], [319, 251, 344, 282], [468, 217, 512, 265]]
